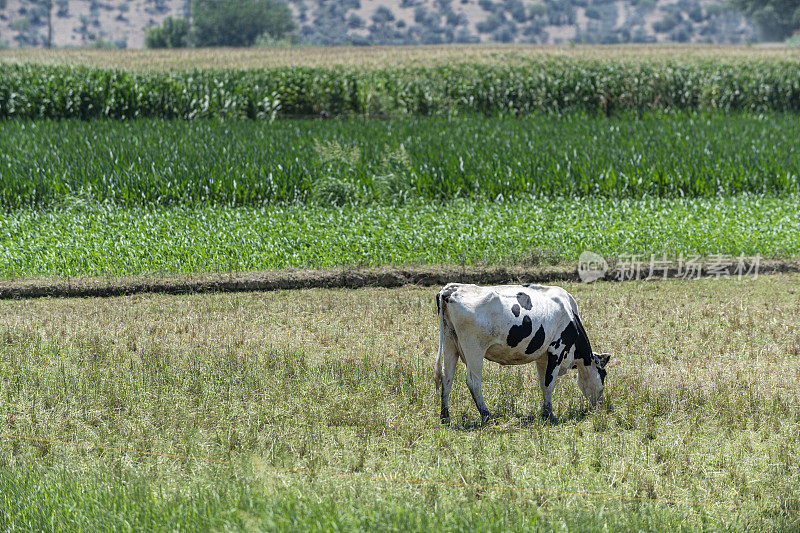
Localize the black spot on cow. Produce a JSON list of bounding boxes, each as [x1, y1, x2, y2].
[[511, 304, 520, 317], [440, 285, 458, 303], [525, 325, 546, 354], [516, 292, 532, 311], [507, 315, 532, 348], [598, 365, 607, 384], [435, 294, 440, 314], [549, 321, 578, 354], [544, 351, 561, 388], [572, 313, 594, 367], [544, 317, 593, 387]]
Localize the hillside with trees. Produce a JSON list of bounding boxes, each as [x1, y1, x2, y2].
[[292, 0, 758, 45], [0, 0, 766, 49]]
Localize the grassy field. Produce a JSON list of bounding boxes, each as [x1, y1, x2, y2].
[[2, 44, 799, 531], [2, 115, 799, 208], [2, 195, 798, 278], [1, 44, 798, 71], [2, 275, 799, 530]]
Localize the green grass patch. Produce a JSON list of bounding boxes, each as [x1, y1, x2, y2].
[[0, 195, 797, 278], [0, 467, 757, 532]]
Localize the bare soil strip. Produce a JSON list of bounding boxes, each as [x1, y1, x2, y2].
[[2, 259, 799, 299]]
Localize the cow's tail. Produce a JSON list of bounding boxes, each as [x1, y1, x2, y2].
[[434, 291, 447, 391]]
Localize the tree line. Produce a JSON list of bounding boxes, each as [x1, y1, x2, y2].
[[145, 0, 295, 48]]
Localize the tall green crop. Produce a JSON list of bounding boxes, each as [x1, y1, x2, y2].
[[1, 60, 800, 119], [0, 114, 797, 208]]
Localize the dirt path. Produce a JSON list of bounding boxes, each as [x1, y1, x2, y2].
[[1, 260, 798, 299]]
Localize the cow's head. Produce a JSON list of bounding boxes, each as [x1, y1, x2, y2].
[[577, 352, 611, 405]]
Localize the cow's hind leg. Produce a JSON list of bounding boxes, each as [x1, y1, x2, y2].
[[437, 330, 460, 423], [536, 358, 559, 424], [460, 340, 491, 421]]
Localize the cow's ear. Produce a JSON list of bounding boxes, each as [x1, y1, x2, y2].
[[597, 353, 611, 367]]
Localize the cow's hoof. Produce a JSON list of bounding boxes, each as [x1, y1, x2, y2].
[[541, 411, 558, 425], [440, 416, 451, 425]]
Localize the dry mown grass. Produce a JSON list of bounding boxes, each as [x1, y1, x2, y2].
[[1, 44, 798, 72], [1, 275, 799, 530]]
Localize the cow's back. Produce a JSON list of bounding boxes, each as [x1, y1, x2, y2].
[[439, 283, 579, 366]]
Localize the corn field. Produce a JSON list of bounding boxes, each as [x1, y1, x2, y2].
[[0, 114, 797, 208], [1, 59, 800, 120]]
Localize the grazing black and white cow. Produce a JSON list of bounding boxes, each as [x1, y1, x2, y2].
[[434, 283, 610, 422]]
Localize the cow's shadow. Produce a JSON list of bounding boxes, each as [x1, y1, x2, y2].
[[450, 408, 592, 432], [448, 405, 601, 431]]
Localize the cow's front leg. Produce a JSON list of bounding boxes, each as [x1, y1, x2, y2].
[[536, 359, 559, 423]]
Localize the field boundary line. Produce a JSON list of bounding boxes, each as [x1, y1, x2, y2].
[[1, 260, 799, 300], [4, 433, 799, 515]]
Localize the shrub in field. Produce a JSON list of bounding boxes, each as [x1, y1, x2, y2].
[[309, 176, 361, 206], [309, 140, 418, 205], [370, 145, 419, 204]]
